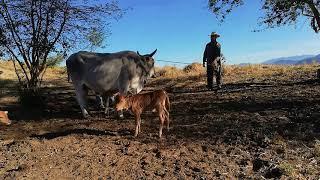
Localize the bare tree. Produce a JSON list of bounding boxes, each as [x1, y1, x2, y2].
[[208, 0, 320, 33], [0, 0, 124, 93], [86, 27, 106, 51]]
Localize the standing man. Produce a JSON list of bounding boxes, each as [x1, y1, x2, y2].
[[203, 32, 222, 90]]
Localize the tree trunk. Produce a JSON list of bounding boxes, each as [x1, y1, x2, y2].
[[306, 1, 320, 32]]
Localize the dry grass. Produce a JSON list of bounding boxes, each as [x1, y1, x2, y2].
[[278, 162, 296, 176], [1, 60, 320, 88], [2, 59, 319, 82], [0, 61, 17, 80], [156, 63, 320, 83], [0, 60, 67, 82], [183, 63, 204, 75], [155, 66, 184, 78]]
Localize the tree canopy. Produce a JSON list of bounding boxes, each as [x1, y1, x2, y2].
[[208, 0, 320, 33], [0, 0, 124, 90]]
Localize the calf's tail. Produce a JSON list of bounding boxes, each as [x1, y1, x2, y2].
[[165, 94, 170, 111]]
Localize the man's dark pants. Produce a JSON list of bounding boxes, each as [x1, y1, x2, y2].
[[206, 61, 222, 89]]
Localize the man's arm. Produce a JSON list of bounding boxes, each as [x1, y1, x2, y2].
[[203, 44, 207, 67], [217, 43, 222, 65]]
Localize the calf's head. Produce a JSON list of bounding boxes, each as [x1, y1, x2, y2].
[[0, 111, 11, 125], [115, 95, 129, 112]]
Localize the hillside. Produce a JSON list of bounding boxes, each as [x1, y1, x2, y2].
[[296, 54, 320, 64], [263, 55, 314, 64], [262, 54, 320, 65]]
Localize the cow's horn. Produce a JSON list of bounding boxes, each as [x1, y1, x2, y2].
[[137, 51, 141, 56], [149, 49, 157, 57]]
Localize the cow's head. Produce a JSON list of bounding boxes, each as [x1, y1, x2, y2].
[[0, 111, 11, 125], [137, 49, 157, 78]]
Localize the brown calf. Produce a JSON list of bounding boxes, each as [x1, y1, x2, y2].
[[115, 90, 170, 138], [0, 111, 11, 125]]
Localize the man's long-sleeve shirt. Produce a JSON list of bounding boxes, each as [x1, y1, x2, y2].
[[203, 42, 221, 64]]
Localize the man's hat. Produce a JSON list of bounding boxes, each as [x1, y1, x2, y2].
[[210, 32, 220, 37]]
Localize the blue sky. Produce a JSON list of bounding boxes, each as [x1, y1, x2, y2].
[[98, 0, 320, 66]]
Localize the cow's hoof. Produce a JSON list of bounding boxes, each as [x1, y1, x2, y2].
[[83, 114, 91, 119], [128, 110, 134, 115], [118, 114, 124, 119]]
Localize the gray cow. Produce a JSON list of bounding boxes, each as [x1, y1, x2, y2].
[[66, 50, 157, 118]]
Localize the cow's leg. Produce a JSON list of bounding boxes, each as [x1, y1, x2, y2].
[[75, 85, 90, 118], [105, 95, 117, 117], [96, 95, 105, 109], [104, 96, 110, 117]]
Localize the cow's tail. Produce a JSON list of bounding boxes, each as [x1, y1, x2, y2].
[[66, 59, 71, 83], [67, 70, 71, 82]]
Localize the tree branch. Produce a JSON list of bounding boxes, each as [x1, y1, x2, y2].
[[0, 0, 31, 69], [40, 4, 68, 72], [304, 0, 320, 32], [3, 43, 30, 83]]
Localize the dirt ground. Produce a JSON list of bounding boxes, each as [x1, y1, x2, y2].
[[1, 65, 320, 179]]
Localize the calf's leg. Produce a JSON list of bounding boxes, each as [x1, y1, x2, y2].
[[165, 109, 170, 131], [158, 108, 165, 138], [134, 113, 142, 137]]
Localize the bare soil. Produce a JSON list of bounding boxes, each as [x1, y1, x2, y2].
[[1, 68, 320, 179]]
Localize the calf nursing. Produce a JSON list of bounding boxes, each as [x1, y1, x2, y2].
[[115, 90, 170, 138], [0, 111, 11, 125]]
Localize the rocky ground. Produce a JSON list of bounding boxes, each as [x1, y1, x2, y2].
[[1, 65, 320, 179]]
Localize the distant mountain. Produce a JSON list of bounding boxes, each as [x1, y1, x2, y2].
[[295, 54, 320, 64], [263, 55, 315, 64]]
